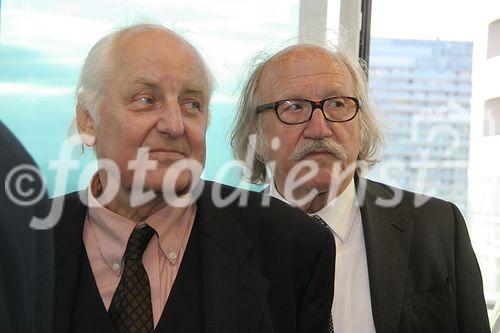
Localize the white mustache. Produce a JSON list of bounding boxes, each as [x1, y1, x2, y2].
[[291, 138, 347, 161]]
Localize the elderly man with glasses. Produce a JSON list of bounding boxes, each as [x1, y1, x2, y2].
[[231, 44, 490, 333]]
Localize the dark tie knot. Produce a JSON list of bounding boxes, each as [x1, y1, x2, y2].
[[124, 224, 156, 262]]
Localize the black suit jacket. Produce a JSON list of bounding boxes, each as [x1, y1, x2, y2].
[[0, 121, 54, 333], [51, 181, 335, 333], [356, 177, 490, 332]]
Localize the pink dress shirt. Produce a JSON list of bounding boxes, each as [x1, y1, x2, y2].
[[82, 176, 195, 328]]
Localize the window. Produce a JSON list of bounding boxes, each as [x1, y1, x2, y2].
[[0, 0, 312, 195], [368, 0, 500, 312]]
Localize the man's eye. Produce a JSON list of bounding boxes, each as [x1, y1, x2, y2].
[[287, 103, 303, 111], [328, 99, 345, 108], [281, 101, 305, 113], [139, 97, 155, 105], [182, 101, 201, 111]]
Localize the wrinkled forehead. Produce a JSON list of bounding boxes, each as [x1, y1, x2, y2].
[[257, 47, 354, 99], [108, 29, 211, 90]]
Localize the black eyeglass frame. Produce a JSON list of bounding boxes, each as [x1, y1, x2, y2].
[[255, 96, 361, 124]]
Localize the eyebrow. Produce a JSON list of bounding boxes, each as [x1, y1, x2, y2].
[[325, 85, 349, 96], [132, 78, 161, 88], [127, 78, 209, 98], [182, 81, 210, 99], [280, 83, 349, 98], [183, 88, 206, 95]]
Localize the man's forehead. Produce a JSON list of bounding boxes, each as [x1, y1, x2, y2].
[[113, 29, 198, 62], [258, 48, 353, 96], [116, 27, 189, 49], [108, 29, 210, 90], [265, 47, 348, 77]]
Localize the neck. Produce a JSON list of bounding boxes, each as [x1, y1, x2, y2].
[[106, 191, 167, 222], [303, 191, 331, 214], [93, 172, 167, 222]]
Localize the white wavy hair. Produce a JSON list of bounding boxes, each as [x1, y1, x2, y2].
[[230, 44, 384, 184]]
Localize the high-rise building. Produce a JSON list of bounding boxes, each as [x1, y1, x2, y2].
[[368, 38, 473, 217], [468, 3, 500, 306]]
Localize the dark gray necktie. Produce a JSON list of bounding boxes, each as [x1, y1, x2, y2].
[[108, 224, 156, 333], [313, 214, 334, 333]]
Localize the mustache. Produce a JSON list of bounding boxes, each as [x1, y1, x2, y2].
[[291, 138, 347, 161]]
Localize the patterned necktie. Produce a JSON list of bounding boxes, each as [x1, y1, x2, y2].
[[108, 224, 156, 333], [313, 214, 335, 333]]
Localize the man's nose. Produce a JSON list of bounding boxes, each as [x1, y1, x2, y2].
[[156, 101, 185, 137], [303, 107, 333, 139]]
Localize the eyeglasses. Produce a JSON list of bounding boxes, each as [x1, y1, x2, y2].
[[256, 96, 361, 124]]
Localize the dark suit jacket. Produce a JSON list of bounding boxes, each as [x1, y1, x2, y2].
[[51, 181, 335, 333], [356, 176, 490, 332], [0, 121, 54, 333]]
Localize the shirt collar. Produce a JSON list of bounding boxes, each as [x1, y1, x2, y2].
[[270, 177, 357, 243], [86, 173, 196, 274], [146, 199, 196, 262]]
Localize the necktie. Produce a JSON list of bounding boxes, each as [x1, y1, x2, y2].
[[313, 214, 335, 333], [108, 224, 156, 333]]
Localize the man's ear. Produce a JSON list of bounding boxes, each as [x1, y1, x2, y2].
[[76, 101, 97, 147]]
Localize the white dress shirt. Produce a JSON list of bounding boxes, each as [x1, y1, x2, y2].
[[271, 179, 376, 333]]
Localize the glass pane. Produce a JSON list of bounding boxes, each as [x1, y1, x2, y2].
[[0, 0, 300, 195], [367, 0, 500, 313]]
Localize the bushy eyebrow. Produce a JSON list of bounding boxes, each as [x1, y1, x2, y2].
[[182, 83, 210, 101], [127, 78, 209, 99], [132, 78, 161, 89], [183, 88, 206, 96]]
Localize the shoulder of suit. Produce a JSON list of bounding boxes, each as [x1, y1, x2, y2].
[[203, 181, 331, 241], [363, 177, 459, 222], [49, 191, 87, 229], [53, 190, 82, 203], [50, 190, 85, 211], [364, 177, 451, 205]]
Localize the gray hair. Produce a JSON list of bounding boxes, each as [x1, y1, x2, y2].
[[230, 44, 384, 184], [75, 23, 215, 124]]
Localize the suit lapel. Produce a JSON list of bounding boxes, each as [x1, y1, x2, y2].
[[196, 182, 270, 333], [357, 177, 414, 333], [52, 192, 87, 333]]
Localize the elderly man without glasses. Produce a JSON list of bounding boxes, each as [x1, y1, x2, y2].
[[49, 24, 334, 333], [231, 44, 490, 332]]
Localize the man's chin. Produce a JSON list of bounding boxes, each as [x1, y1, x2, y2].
[[149, 152, 186, 164], [303, 178, 332, 194], [143, 176, 192, 195], [296, 168, 346, 191]]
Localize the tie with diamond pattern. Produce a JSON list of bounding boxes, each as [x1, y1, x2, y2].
[[108, 224, 156, 333], [313, 214, 335, 333]]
